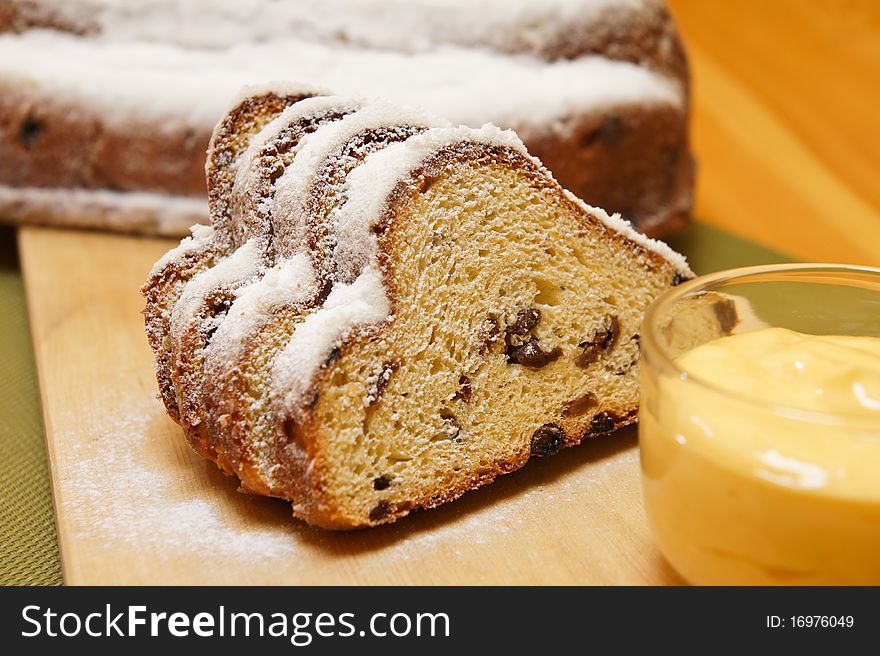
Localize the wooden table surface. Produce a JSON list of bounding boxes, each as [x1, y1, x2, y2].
[[16, 1, 880, 584], [667, 0, 880, 265]]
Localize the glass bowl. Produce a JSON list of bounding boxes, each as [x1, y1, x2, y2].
[[639, 264, 880, 585]]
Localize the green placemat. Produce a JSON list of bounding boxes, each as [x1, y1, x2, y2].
[[0, 220, 790, 586], [665, 221, 793, 274], [0, 226, 62, 586]]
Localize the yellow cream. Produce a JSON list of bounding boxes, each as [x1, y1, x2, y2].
[[641, 327, 880, 585]]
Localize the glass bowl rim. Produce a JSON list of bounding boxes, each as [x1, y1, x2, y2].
[[641, 262, 880, 424]]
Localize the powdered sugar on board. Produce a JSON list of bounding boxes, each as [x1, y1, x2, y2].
[[58, 382, 646, 579], [59, 394, 300, 562]]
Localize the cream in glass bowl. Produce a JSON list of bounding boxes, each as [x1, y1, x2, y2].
[[639, 264, 880, 585]]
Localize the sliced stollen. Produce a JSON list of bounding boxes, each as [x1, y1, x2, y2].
[[141, 82, 321, 426], [169, 95, 363, 464], [202, 101, 449, 496], [144, 97, 693, 528], [263, 124, 692, 528]]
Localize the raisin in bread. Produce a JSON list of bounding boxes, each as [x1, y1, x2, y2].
[[1, 0, 691, 237], [144, 94, 692, 528]]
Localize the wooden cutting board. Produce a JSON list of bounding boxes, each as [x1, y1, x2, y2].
[[19, 226, 681, 585]]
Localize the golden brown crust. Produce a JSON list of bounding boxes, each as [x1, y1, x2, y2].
[[141, 242, 222, 422], [172, 285, 239, 459], [0, 79, 208, 197], [206, 90, 323, 246], [506, 0, 688, 81], [526, 101, 693, 238], [203, 303, 316, 497], [170, 98, 363, 477], [0, 108, 691, 239], [0, 98, 691, 237], [0, 0, 97, 35], [303, 124, 427, 279]]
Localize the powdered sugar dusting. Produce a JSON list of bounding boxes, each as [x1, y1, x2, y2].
[[229, 95, 364, 247], [233, 95, 363, 177], [205, 253, 318, 375], [226, 80, 330, 119], [149, 224, 215, 277], [0, 31, 680, 136], [563, 190, 692, 276], [3, 0, 685, 237], [332, 124, 528, 283], [0, 185, 208, 237], [59, 388, 641, 577], [331, 124, 691, 282], [169, 238, 263, 341], [62, 400, 298, 560], [39, 0, 648, 56], [271, 266, 391, 413], [272, 101, 449, 256]]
